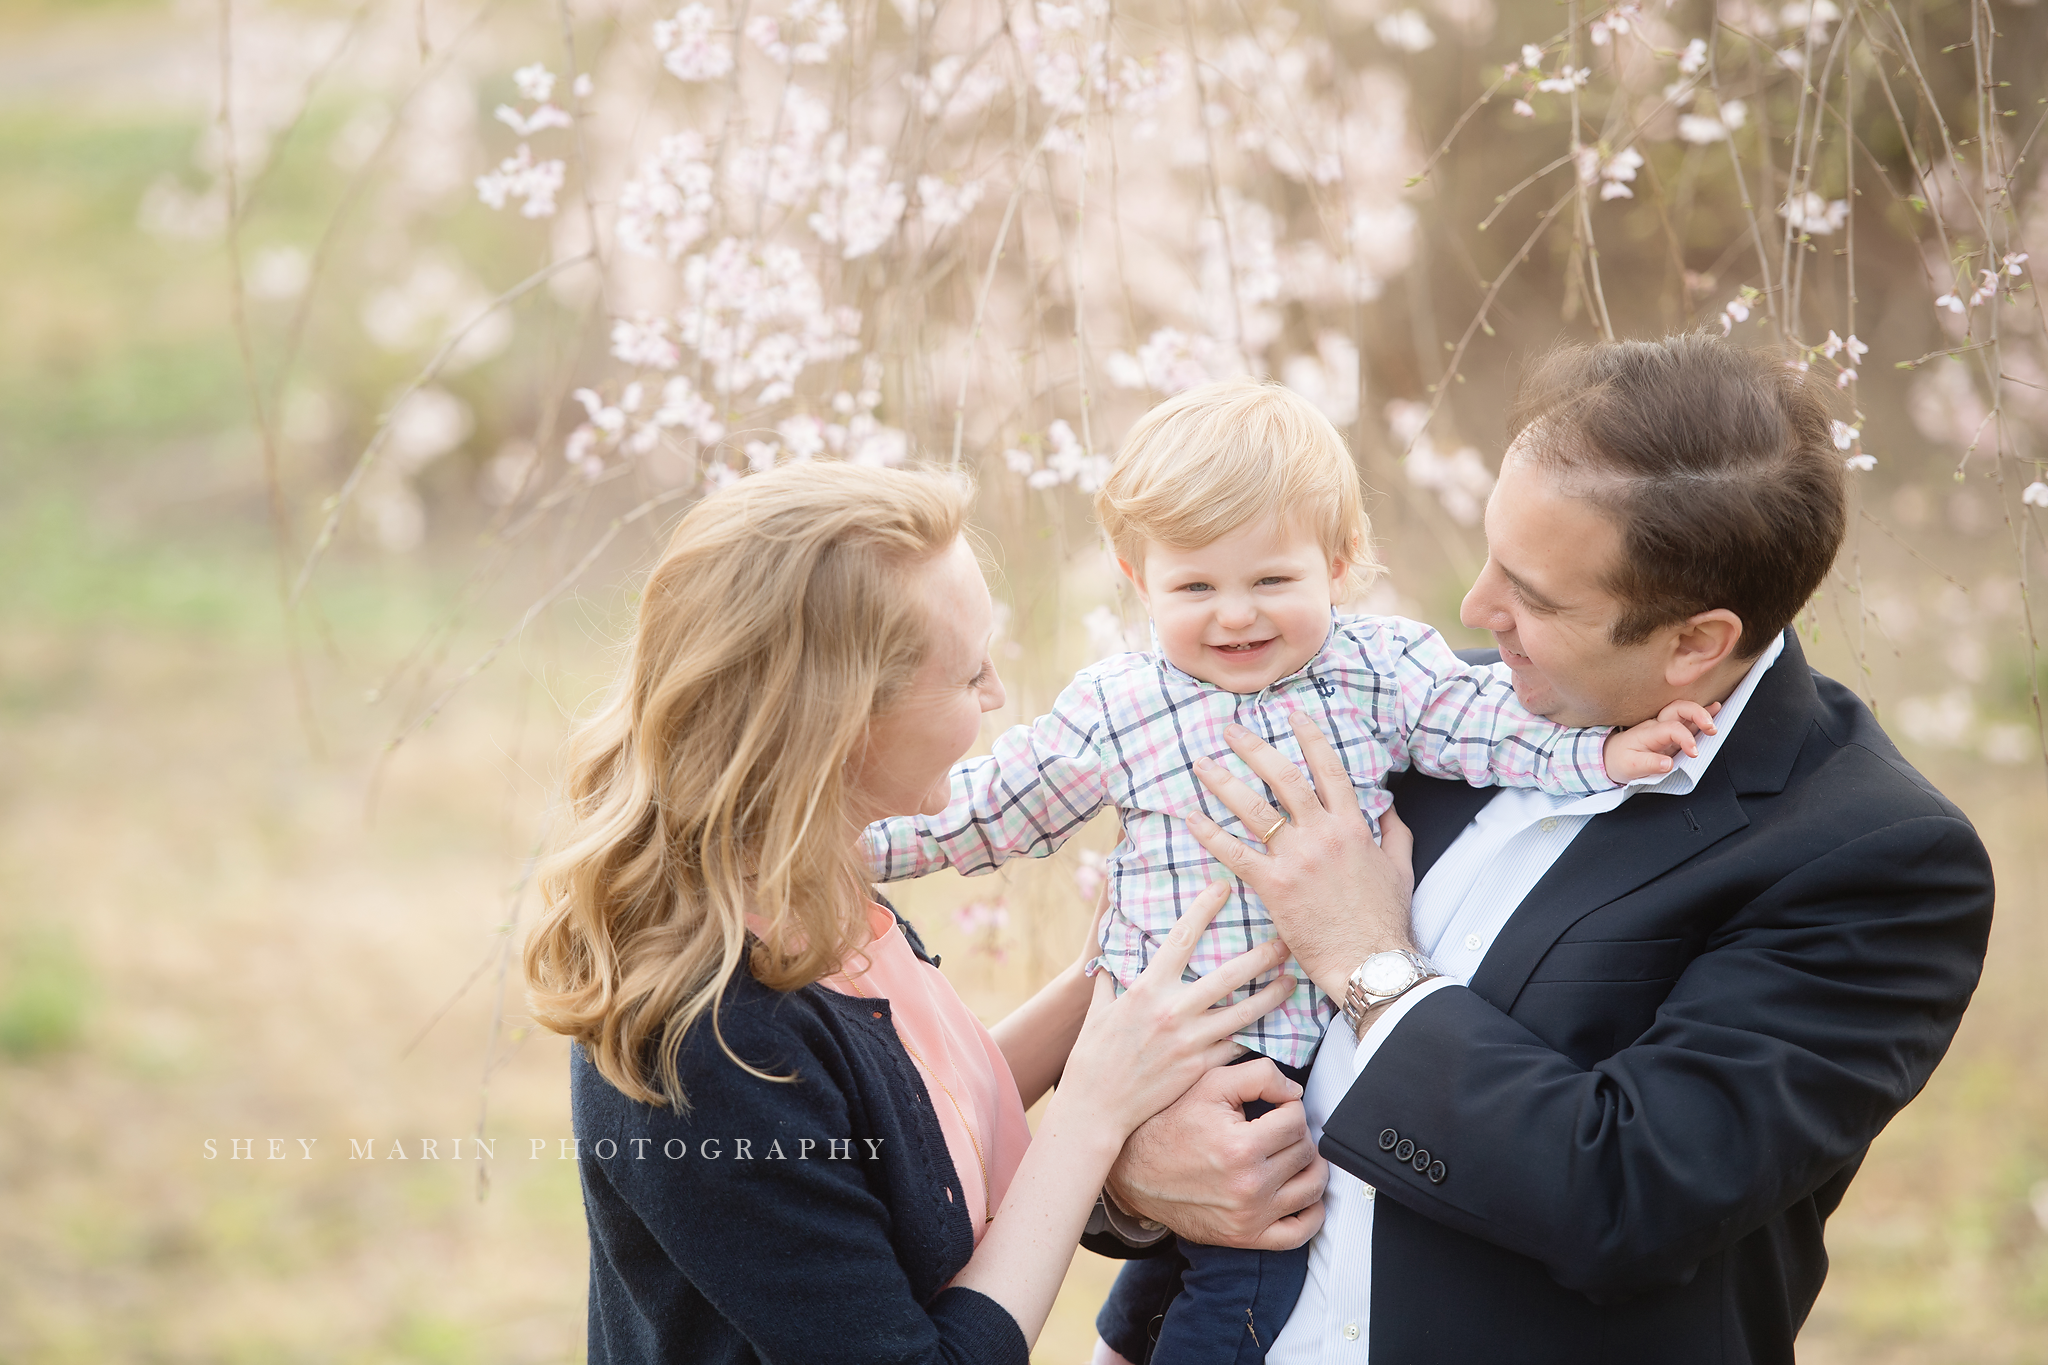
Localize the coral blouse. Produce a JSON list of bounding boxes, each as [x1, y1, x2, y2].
[[821, 903, 1032, 1243]]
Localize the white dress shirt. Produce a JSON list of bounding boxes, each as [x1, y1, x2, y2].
[[1267, 635, 1785, 1363]]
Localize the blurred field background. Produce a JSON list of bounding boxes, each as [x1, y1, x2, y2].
[[2, 0, 2046, 1361]]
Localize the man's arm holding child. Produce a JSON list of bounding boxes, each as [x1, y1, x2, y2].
[[1169, 709, 1991, 1298]]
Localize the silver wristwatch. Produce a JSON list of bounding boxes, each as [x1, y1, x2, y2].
[[1340, 949, 1444, 1036]]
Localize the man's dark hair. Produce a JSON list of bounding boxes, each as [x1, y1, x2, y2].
[[1507, 334, 1845, 660]]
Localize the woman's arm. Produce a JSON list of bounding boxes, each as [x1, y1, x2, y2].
[[950, 885, 1297, 1343], [585, 889, 1289, 1362], [988, 958, 1093, 1108], [578, 1025, 1030, 1365], [988, 883, 1109, 1107]]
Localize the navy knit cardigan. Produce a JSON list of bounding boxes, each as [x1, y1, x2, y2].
[[571, 916, 1032, 1365]]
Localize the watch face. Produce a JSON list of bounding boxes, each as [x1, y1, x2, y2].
[[1359, 954, 1414, 996]]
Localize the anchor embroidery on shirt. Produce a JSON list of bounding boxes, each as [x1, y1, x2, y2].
[[1311, 676, 1337, 698]]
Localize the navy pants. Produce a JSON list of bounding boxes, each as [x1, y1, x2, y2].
[[1095, 1055, 1313, 1364]]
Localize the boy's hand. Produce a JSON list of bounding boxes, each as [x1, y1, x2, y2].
[[1602, 700, 1722, 782]]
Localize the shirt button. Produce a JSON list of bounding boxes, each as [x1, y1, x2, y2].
[[1343, 1323, 1361, 1341], [1360, 1181, 1376, 1200], [1463, 933, 1483, 952], [1540, 817, 1559, 833]]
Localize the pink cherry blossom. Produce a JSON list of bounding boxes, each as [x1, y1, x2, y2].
[[612, 316, 680, 371], [809, 141, 907, 260], [654, 4, 734, 82], [475, 144, 565, 218], [616, 132, 716, 261], [916, 176, 984, 230], [1780, 192, 1848, 235], [494, 103, 571, 137], [513, 64, 556, 103]]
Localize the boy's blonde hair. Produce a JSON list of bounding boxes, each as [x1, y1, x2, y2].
[[1095, 377, 1381, 598], [524, 462, 968, 1109]]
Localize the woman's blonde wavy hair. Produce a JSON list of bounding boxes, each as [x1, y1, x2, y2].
[[524, 462, 968, 1108]]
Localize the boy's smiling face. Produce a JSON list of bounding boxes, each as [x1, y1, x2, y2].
[[1120, 515, 1348, 694]]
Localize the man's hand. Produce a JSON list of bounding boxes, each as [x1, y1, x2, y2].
[[1185, 710, 1419, 1001], [1106, 1059, 1328, 1249]]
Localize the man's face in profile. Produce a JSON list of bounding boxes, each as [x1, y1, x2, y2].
[[1459, 438, 1669, 729]]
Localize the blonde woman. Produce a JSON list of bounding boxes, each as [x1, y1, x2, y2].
[[524, 462, 1297, 1364]]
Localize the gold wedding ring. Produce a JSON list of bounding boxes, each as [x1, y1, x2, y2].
[[1258, 814, 1288, 844]]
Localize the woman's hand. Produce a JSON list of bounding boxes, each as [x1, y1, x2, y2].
[[958, 886, 1291, 1345], [1054, 882, 1296, 1140]]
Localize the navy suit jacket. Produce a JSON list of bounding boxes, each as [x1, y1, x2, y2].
[[1320, 633, 1994, 1363]]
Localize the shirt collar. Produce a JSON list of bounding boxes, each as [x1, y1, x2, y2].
[[1614, 630, 1786, 800]]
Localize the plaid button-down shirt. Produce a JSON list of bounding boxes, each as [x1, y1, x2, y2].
[[863, 613, 1613, 1066]]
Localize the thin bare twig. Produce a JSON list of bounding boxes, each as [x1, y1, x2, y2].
[[291, 251, 596, 606], [219, 0, 323, 757]]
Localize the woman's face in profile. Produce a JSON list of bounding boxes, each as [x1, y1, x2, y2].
[[848, 538, 1007, 829]]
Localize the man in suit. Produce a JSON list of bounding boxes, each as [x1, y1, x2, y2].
[[1092, 335, 1995, 1363]]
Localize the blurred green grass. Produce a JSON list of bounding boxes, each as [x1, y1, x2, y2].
[[0, 112, 238, 457], [0, 925, 92, 1059]]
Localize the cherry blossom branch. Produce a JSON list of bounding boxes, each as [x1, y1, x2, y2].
[[291, 250, 597, 607], [377, 482, 698, 767], [948, 109, 1066, 467], [218, 0, 322, 756]]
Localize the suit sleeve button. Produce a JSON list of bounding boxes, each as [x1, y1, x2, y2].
[[1411, 1147, 1430, 1173], [1428, 1160, 1447, 1184], [1378, 1128, 1398, 1152], [1394, 1138, 1415, 1162]]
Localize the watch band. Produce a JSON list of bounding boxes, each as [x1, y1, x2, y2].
[[1084, 1190, 1172, 1247], [1340, 949, 1444, 1036]]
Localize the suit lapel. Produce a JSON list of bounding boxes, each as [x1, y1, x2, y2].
[[1466, 765, 1749, 1012], [1463, 632, 1814, 1014]]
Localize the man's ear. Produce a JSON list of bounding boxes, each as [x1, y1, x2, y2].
[[1665, 609, 1744, 689]]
